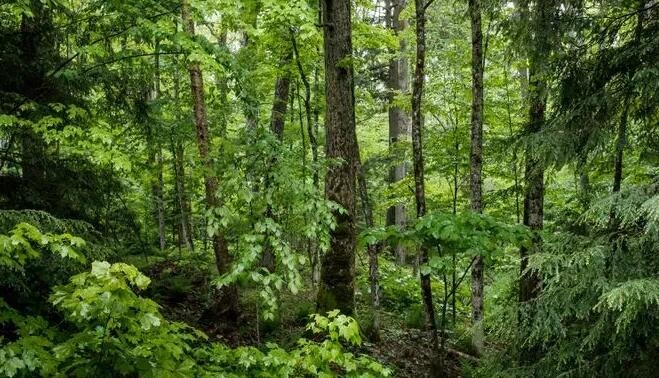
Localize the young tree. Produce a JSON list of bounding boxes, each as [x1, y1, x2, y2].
[[412, 0, 440, 354], [386, 0, 411, 265], [468, 0, 485, 353], [316, 0, 359, 316], [181, 0, 237, 316], [149, 42, 166, 251], [261, 51, 293, 272], [519, 0, 553, 321]]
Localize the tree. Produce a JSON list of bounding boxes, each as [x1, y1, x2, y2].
[[468, 0, 485, 354], [386, 0, 411, 265], [517, 3, 553, 359], [316, 0, 359, 316], [181, 0, 237, 316], [261, 50, 293, 272], [412, 0, 440, 356]]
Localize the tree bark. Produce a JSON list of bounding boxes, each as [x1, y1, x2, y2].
[[172, 56, 194, 251], [181, 0, 237, 316], [356, 156, 381, 339], [19, 1, 52, 206], [612, 0, 644, 194], [239, 3, 261, 130], [291, 34, 322, 286], [316, 0, 358, 316], [468, 0, 485, 354], [386, 0, 411, 265], [612, 98, 629, 194], [261, 52, 293, 272], [519, 0, 551, 314], [412, 0, 440, 356], [152, 40, 166, 251], [270, 67, 292, 141]]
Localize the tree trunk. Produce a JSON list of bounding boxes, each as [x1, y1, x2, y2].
[[216, 31, 230, 137], [239, 3, 261, 130], [173, 141, 193, 250], [261, 53, 293, 272], [292, 35, 322, 286], [412, 0, 440, 357], [172, 57, 194, 250], [356, 156, 381, 339], [611, 0, 645, 194], [270, 68, 292, 141], [181, 0, 237, 317], [152, 41, 166, 251], [386, 0, 411, 265], [316, 0, 358, 316], [468, 0, 485, 354], [19, 1, 51, 207], [519, 0, 551, 340]]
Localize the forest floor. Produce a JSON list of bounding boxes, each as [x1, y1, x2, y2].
[[144, 259, 470, 377]]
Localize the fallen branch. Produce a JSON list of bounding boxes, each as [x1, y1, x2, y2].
[[447, 347, 479, 362]]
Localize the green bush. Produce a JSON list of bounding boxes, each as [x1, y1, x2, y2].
[[0, 223, 391, 377]]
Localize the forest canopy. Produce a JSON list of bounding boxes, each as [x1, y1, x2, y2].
[[0, 0, 657, 377]]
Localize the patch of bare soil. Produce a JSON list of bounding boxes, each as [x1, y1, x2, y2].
[[360, 328, 469, 377]]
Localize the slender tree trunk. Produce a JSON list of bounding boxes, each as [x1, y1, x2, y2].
[[468, 0, 485, 354], [239, 4, 260, 130], [317, 0, 358, 316], [611, 0, 643, 195], [356, 156, 381, 339], [312, 55, 321, 189], [270, 65, 292, 141], [173, 141, 193, 250], [216, 31, 230, 137], [181, 0, 237, 317], [172, 58, 194, 250], [386, 0, 411, 265], [19, 1, 51, 206], [412, 0, 440, 358], [291, 34, 322, 286], [152, 40, 166, 251], [519, 3, 552, 352], [261, 52, 293, 272], [293, 36, 322, 285], [612, 99, 629, 194], [292, 34, 318, 184], [503, 64, 522, 223]]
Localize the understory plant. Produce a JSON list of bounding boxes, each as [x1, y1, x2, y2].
[[0, 223, 390, 377]]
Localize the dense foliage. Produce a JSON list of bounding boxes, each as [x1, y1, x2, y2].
[[1, 0, 657, 376]]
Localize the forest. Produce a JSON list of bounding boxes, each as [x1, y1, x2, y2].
[[0, 0, 657, 376]]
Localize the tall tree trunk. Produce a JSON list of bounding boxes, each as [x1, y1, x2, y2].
[[173, 141, 193, 250], [172, 56, 194, 250], [261, 52, 293, 272], [356, 156, 381, 339], [503, 64, 522, 223], [317, 0, 358, 316], [312, 55, 321, 189], [216, 31, 230, 138], [612, 0, 644, 195], [270, 67, 292, 141], [468, 0, 485, 354], [19, 1, 52, 206], [519, 1, 552, 345], [152, 40, 166, 251], [239, 3, 261, 130], [181, 0, 237, 317], [612, 99, 629, 194], [291, 34, 322, 286], [412, 0, 440, 357], [386, 0, 411, 265]]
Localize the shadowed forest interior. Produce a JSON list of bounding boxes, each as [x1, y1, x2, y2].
[[0, 0, 658, 377]]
